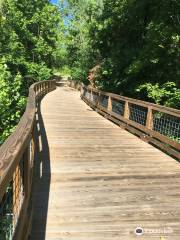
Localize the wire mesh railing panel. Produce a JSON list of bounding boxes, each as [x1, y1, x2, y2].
[[112, 99, 125, 116], [91, 91, 99, 105], [99, 95, 108, 109], [0, 158, 25, 240], [84, 89, 91, 101], [82, 88, 87, 97], [153, 112, 180, 142], [0, 182, 13, 240], [129, 104, 148, 126]]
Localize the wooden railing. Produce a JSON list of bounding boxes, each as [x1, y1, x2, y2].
[[0, 78, 179, 239], [68, 81, 180, 160], [0, 80, 56, 240]]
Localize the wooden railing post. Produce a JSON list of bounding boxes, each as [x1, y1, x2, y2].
[[13, 164, 21, 227], [42, 82, 44, 92], [45, 82, 47, 91], [24, 145, 31, 200], [39, 83, 41, 93], [80, 85, 84, 96], [108, 96, 112, 112], [90, 89, 93, 102], [69, 80, 180, 159], [146, 107, 153, 130], [0, 79, 57, 240], [97, 92, 101, 107], [124, 101, 130, 119], [36, 85, 38, 95], [43, 82, 46, 93]]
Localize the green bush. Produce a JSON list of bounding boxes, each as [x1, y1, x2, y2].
[[0, 62, 26, 144]]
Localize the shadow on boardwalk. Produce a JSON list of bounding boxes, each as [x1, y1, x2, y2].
[[30, 97, 51, 240]]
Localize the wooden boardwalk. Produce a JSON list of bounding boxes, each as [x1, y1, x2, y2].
[[30, 86, 180, 240]]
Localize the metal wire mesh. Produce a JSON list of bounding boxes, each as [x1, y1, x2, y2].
[[99, 95, 108, 108], [0, 183, 13, 240], [153, 112, 180, 142], [82, 88, 86, 97], [91, 91, 99, 105], [129, 103, 148, 126], [83, 87, 180, 144], [84, 89, 91, 101], [112, 99, 125, 116], [0, 158, 25, 240]]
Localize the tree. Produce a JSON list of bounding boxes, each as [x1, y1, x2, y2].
[[0, 0, 63, 143], [64, 0, 180, 108]]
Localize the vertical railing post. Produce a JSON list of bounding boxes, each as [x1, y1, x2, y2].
[[80, 85, 84, 97], [29, 131, 35, 182], [146, 107, 153, 130], [43, 82, 46, 94], [35, 85, 39, 95], [90, 89, 93, 103], [37, 84, 39, 94], [13, 164, 21, 227], [24, 145, 31, 200], [45, 82, 47, 93], [97, 92, 101, 108], [107, 96, 112, 112], [124, 101, 130, 119]]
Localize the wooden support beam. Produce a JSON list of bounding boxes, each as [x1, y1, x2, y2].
[[108, 96, 112, 112], [146, 107, 153, 130], [124, 101, 130, 119]]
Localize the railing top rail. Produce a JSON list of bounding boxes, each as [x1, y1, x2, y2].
[[69, 80, 180, 159], [0, 79, 56, 201], [83, 85, 180, 117]]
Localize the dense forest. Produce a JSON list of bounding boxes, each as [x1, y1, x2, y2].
[[65, 0, 180, 107], [0, 0, 180, 144], [0, 0, 63, 143]]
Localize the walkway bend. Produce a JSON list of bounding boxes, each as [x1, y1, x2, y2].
[[31, 86, 180, 240]]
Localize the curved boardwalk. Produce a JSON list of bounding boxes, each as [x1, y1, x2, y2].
[[30, 86, 180, 240]]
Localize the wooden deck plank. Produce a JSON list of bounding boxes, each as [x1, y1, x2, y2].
[[30, 87, 180, 240]]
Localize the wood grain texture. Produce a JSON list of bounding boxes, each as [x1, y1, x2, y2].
[[78, 84, 180, 158], [30, 86, 180, 240], [0, 80, 56, 240], [0, 80, 56, 201]]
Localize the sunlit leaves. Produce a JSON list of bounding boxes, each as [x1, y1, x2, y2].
[[0, 0, 63, 143], [0, 63, 26, 144], [65, 0, 179, 108]]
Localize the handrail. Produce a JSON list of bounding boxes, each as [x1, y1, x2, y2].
[[0, 80, 56, 239], [68, 80, 180, 160]]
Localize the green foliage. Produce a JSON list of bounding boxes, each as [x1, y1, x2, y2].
[[136, 82, 180, 108], [64, 0, 103, 82], [0, 0, 64, 144], [1, 0, 179, 144], [0, 61, 26, 144], [65, 0, 180, 108]]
